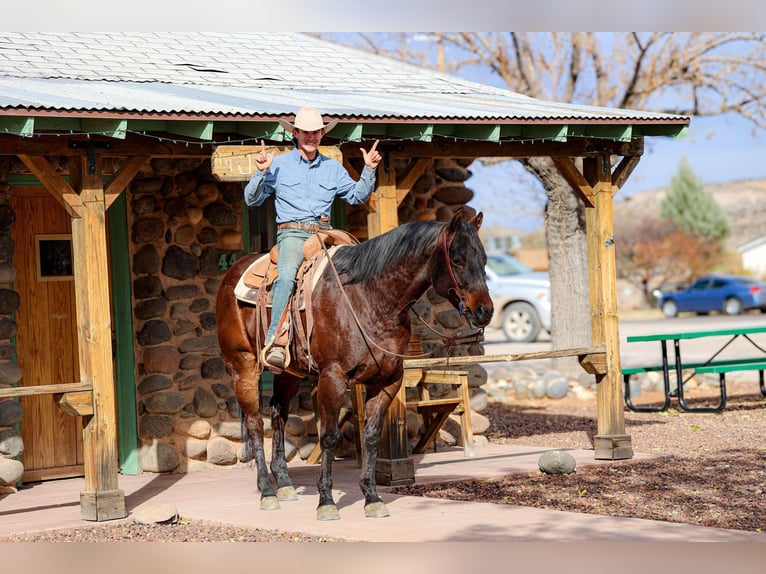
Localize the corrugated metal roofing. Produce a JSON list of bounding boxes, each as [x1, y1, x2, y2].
[[0, 32, 689, 137]]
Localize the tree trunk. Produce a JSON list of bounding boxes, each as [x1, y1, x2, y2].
[[521, 158, 592, 356]]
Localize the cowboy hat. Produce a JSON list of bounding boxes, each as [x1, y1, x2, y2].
[[278, 107, 338, 134]]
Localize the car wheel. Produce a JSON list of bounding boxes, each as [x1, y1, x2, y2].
[[661, 300, 678, 318], [501, 302, 541, 343], [724, 297, 743, 315]]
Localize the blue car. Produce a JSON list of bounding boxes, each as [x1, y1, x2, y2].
[[657, 274, 766, 317]]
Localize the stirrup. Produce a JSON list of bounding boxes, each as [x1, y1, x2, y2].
[[265, 346, 286, 369]]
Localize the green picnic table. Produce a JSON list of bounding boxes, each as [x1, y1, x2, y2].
[[622, 325, 766, 412]]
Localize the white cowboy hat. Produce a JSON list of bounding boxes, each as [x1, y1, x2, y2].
[[278, 107, 338, 134]]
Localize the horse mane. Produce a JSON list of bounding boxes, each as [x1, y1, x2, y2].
[[332, 220, 445, 284]]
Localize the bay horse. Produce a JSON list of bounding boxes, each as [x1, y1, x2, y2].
[[215, 205, 493, 520]]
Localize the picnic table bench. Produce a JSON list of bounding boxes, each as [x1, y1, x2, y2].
[[621, 325, 766, 413]]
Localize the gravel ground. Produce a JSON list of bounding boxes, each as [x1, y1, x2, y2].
[[396, 387, 766, 533], [3, 385, 764, 541]]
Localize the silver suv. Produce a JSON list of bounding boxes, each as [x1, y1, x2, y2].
[[485, 252, 551, 343]]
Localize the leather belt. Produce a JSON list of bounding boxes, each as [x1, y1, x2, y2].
[[278, 220, 332, 233]]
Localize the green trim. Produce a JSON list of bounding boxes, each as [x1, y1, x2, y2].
[[568, 124, 633, 142], [34, 117, 83, 131], [518, 125, 569, 142], [331, 197, 347, 229], [449, 124, 501, 142], [240, 195, 251, 253], [81, 119, 128, 139], [2, 114, 689, 143], [385, 124, 434, 142], [634, 125, 688, 138], [0, 117, 34, 136], [332, 123, 364, 142], [236, 122, 287, 141], [107, 193, 139, 475], [168, 121, 214, 140]]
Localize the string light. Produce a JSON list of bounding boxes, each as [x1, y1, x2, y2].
[[2, 127, 627, 151]]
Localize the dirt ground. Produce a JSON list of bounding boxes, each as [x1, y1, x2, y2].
[[395, 387, 766, 533]]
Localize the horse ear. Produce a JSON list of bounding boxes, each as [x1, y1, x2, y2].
[[471, 212, 483, 230], [449, 205, 477, 232]]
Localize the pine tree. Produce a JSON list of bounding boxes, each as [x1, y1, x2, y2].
[[660, 157, 730, 241]]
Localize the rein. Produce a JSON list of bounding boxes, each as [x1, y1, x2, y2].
[[321, 229, 482, 361]]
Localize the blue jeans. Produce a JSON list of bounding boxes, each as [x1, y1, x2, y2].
[[266, 227, 310, 343]]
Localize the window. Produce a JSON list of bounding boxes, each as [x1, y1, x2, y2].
[[36, 234, 74, 281]]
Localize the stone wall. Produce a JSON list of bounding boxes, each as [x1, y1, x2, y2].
[[0, 178, 24, 487]]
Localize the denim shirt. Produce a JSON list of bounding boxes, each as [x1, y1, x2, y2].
[[244, 147, 377, 223]]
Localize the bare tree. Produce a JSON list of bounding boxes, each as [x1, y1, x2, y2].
[[318, 32, 766, 349]]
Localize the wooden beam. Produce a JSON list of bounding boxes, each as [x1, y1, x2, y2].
[[396, 158, 431, 204], [69, 155, 126, 521], [16, 154, 83, 218], [551, 156, 595, 207], [0, 381, 93, 399], [612, 155, 642, 190], [104, 156, 148, 209], [403, 345, 605, 369], [342, 137, 644, 160], [58, 391, 94, 416]]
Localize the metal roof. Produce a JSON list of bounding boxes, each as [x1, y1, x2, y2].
[[0, 32, 689, 143]]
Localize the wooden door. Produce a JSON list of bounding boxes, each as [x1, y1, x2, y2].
[[11, 187, 84, 482]]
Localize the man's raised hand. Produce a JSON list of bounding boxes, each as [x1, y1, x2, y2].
[[255, 140, 274, 171], [361, 140, 382, 169]]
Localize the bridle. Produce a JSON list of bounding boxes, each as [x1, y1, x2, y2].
[[440, 226, 468, 318]]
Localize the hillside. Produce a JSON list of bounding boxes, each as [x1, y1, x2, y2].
[[614, 178, 766, 251]]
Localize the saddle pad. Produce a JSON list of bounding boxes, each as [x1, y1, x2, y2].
[[233, 246, 341, 305], [234, 252, 271, 303]]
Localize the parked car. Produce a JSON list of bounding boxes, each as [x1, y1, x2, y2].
[[656, 274, 766, 317], [484, 252, 551, 342]]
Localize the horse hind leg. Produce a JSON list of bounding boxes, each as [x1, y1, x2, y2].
[[268, 373, 301, 502]]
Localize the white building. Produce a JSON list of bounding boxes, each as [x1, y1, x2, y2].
[[737, 236, 766, 276]]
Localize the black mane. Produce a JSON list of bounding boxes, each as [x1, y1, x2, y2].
[[332, 220, 445, 284]]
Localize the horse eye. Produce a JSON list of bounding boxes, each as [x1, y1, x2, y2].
[[452, 255, 465, 267]]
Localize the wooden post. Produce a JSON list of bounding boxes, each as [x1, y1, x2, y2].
[[368, 156, 415, 485], [583, 155, 632, 460], [69, 155, 127, 519]]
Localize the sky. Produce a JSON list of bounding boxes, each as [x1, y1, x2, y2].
[[467, 111, 766, 233]]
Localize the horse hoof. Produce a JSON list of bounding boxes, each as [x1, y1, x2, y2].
[[316, 505, 340, 521], [364, 501, 390, 518], [260, 496, 280, 511], [277, 486, 298, 501]]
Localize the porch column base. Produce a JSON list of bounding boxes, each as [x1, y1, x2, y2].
[[80, 489, 127, 521], [594, 434, 633, 460], [375, 457, 415, 486]]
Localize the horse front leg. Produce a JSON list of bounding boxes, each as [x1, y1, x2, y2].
[[269, 373, 301, 502], [315, 365, 347, 521], [234, 369, 280, 510], [359, 380, 401, 518]]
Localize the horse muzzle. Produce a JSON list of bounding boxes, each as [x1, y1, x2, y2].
[[463, 293, 493, 328]]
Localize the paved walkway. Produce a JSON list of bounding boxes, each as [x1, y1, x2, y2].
[[1, 443, 763, 542]]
